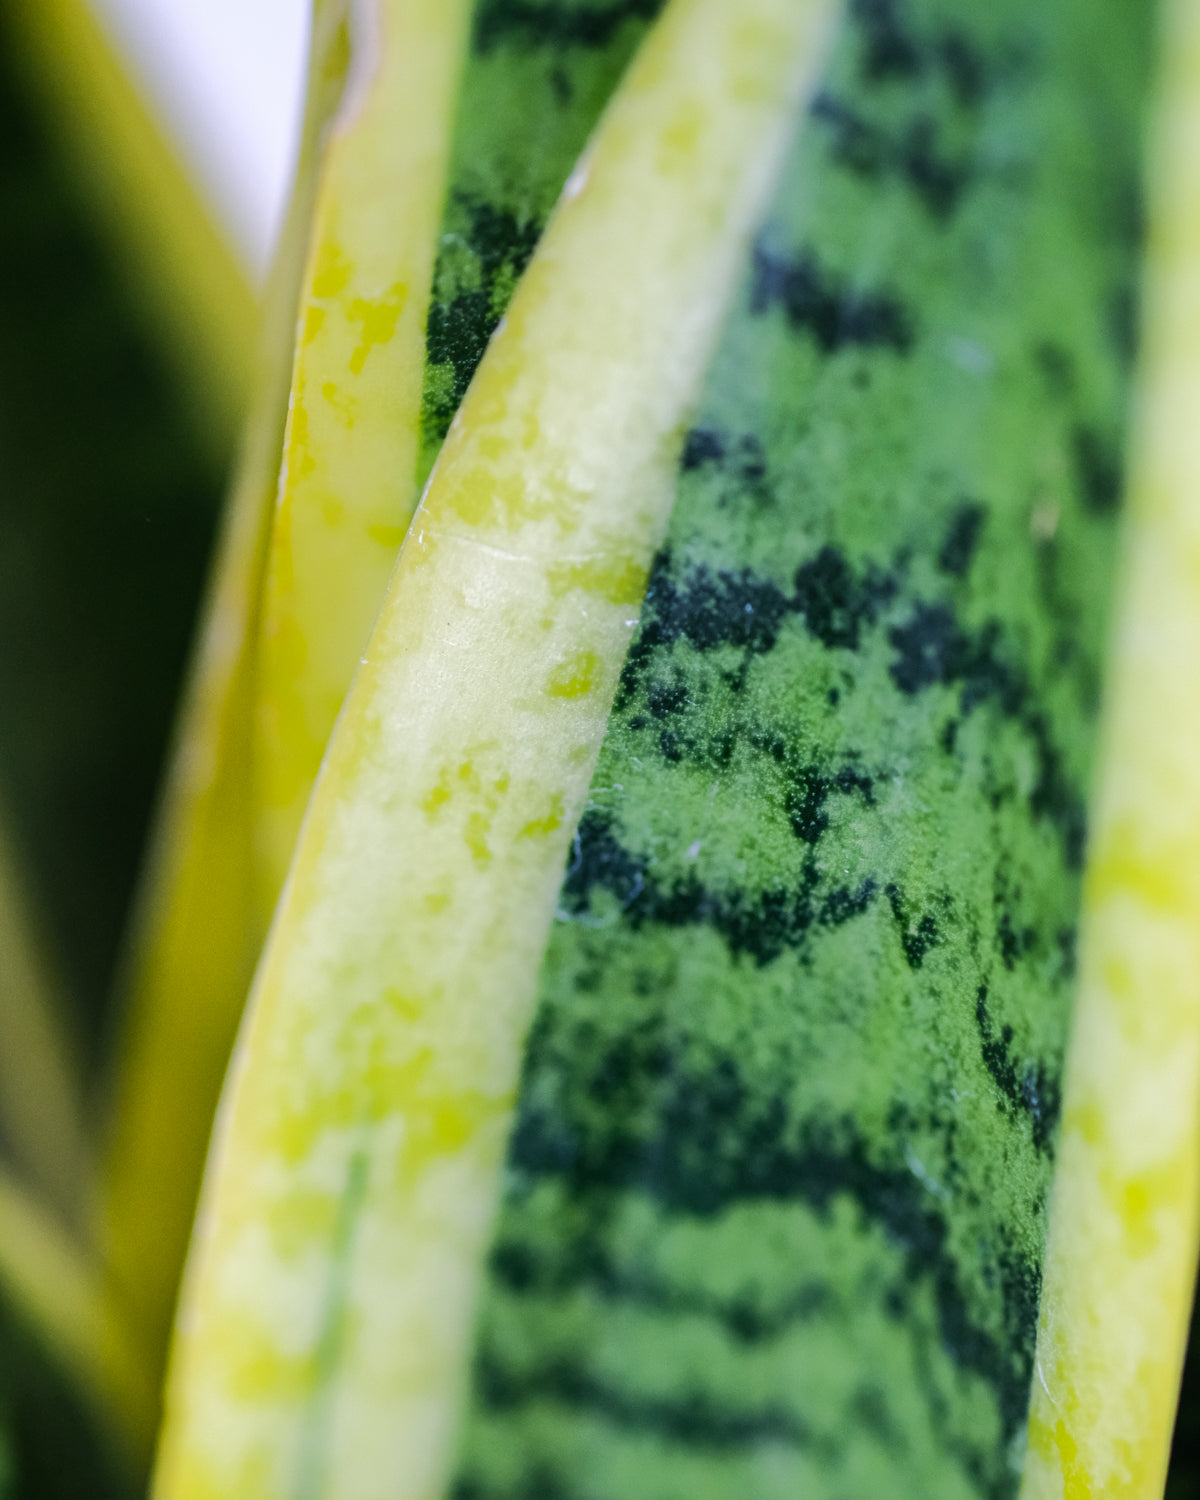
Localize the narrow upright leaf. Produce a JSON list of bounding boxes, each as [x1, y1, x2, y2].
[[254, 0, 668, 911], [101, 0, 356, 1385], [1023, 2, 1200, 1492], [254, 0, 473, 913]]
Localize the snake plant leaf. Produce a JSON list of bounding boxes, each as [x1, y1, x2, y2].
[[154, 3, 835, 1495], [1022, 2, 1200, 1493], [254, 0, 669, 924], [0, 0, 1186, 1496], [101, 0, 356, 1389], [253, 0, 473, 920], [414, 0, 670, 489], [444, 0, 1154, 1494]]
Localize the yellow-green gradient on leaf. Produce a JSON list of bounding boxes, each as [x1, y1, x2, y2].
[[253, 0, 669, 925], [152, 1, 836, 1496], [1022, 2, 1200, 1494], [254, 0, 472, 921], [100, 0, 355, 1392], [5, 0, 256, 451], [0, 810, 87, 1232], [0, 1163, 153, 1465]]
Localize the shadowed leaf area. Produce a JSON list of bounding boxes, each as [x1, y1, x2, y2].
[[0, 1291, 128, 1500], [473, 0, 664, 52], [0, 11, 228, 1055], [1167, 1297, 1200, 1500]]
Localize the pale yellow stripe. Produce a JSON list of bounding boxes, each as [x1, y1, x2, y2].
[[153, 2, 837, 1498], [0, 1162, 154, 1465], [1021, 4, 1200, 1496], [5, 0, 255, 452], [100, 0, 356, 1393], [254, 0, 472, 930]]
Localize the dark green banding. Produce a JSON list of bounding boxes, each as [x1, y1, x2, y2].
[[416, 0, 667, 486], [452, 0, 1155, 1496]]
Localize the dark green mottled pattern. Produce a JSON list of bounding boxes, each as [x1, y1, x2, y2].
[[416, 0, 665, 484], [451, 1, 1154, 1497]]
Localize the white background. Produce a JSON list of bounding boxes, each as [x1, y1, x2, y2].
[[86, 0, 312, 276]]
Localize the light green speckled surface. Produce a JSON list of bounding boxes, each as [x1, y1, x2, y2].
[[417, 0, 666, 484], [451, 1, 1154, 1496]]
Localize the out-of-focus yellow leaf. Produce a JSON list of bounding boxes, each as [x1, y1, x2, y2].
[[99, 0, 354, 1395], [0, 1162, 154, 1466], [1022, 2, 1200, 1494], [5, 0, 256, 453]]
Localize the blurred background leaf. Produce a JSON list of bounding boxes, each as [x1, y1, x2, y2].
[[98, 0, 357, 1402], [0, 0, 278, 1489], [0, 0, 237, 1086]]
